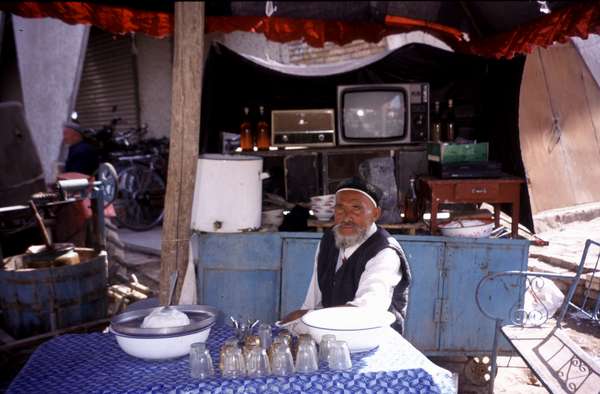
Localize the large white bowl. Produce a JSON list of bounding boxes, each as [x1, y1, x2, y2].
[[111, 325, 213, 360], [301, 307, 395, 352], [438, 219, 495, 238]]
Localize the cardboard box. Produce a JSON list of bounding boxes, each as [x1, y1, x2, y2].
[[427, 142, 489, 163]]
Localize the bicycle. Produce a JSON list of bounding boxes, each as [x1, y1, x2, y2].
[[112, 150, 166, 231]]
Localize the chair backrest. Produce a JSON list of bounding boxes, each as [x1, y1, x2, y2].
[[555, 238, 600, 326], [475, 238, 600, 328]]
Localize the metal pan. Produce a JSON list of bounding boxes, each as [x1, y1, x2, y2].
[[110, 304, 219, 337]]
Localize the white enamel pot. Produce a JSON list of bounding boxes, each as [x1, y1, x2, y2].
[[191, 154, 269, 233]]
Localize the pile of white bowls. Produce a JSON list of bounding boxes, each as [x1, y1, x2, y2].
[[301, 306, 396, 353], [261, 208, 284, 230], [438, 219, 495, 238], [310, 194, 335, 221]]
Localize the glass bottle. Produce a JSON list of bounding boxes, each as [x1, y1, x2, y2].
[[445, 99, 455, 142], [240, 107, 254, 152], [404, 178, 419, 223], [256, 106, 270, 151], [430, 101, 442, 143]]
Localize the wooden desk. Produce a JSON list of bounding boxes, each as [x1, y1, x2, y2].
[[307, 219, 427, 235], [418, 176, 524, 238]]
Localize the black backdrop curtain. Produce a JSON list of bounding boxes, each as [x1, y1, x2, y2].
[[199, 43, 531, 229]]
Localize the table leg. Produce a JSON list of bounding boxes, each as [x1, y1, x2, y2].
[[430, 199, 439, 235], [493, 204, 501, 229], [511, 198, 520, 238]]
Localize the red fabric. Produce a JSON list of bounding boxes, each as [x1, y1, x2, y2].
[[207, 16, 383, 48], [0, 1, 173, 38], [468, 0, 600, 59], [1, 1, 600, 58]]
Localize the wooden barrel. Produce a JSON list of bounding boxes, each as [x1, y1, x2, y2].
[[0, 249, 107, 339]]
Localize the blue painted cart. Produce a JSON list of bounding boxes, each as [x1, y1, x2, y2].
[[192, 232, 529, 356]]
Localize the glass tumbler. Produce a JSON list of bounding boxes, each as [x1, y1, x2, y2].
[[246, 346, 271, 377], [257, 323, 272, 350], [270, 342, 295, 377], [221, 345, 246, 378], [319, 334, 336, 363], [190, 342, 214, 379], [295, 340, 319, 373], [328, 340, 352, 371]]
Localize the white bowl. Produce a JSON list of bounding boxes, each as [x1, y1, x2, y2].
[[310, 194, 335, 204], [262, 209, 284, 227], [438, 220, 495, 238], [301, 307, 395, 352], [111, 325, 212, 360]]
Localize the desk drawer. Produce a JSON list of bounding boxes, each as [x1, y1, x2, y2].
[[455, 182, 500, 201]]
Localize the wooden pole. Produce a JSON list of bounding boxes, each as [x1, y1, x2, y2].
[[160, 1, 204, 304]]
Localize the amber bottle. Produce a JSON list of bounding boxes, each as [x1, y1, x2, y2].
[[404, 178, 419, 223], [240, 107, 253, 151], [256, 106, 270, 150]]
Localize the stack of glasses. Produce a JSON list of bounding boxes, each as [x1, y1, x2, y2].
[[189, 325, 353, 379]]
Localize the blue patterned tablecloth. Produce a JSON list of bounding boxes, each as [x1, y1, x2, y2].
[[8, 325, 456, 394]]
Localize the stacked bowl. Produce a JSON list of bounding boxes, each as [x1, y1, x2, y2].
[[310, 194, 335, 221], [261, 208, 284, 231]]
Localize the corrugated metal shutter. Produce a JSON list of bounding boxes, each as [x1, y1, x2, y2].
[[75, 27, 139, 130]]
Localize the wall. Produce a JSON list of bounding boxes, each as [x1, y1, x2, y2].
[[136, 34, 173, 139], [12, 16, 88, 183]]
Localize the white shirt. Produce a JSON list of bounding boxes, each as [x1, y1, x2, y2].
[[301, 223, 403, 313]]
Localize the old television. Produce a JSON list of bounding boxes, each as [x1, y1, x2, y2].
[[337, 83, 429, 145]]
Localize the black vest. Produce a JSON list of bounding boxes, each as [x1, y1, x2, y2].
[[317, 226, 411, 334]]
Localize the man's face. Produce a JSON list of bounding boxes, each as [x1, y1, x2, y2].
[[333, 190, 381, 248], [63, 127, 82, 145]]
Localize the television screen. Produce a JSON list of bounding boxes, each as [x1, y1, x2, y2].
[[342, 89, 407, 140]]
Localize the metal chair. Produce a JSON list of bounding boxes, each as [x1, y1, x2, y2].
[[475, 239, 600, 393]]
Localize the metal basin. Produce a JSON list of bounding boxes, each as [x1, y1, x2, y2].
[[110, 304, 219, 360]]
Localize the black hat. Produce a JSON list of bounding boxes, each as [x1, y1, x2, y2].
[[335, 177, 382, 207]]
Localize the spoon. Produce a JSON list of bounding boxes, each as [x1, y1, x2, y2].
[[163, 271, 178, 312]]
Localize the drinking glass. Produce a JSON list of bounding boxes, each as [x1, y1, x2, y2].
[[295, 340, 319, 373], [221, 345, 246, 378], [270, 342, 295, 376], [328, 340, 352, 370], [245, 346, 271, 377], [257, 323, 272, 350], [319, 334, 336, 363], [298, 335, 318, 363], [190, 342, 214, 379]]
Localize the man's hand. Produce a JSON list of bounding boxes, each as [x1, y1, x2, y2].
[[281, 309, 309, 324]]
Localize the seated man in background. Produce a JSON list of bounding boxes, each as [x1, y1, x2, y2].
[[55, 119, 111, 246], [62, 119, 99, 176], [283, 177, 411, 334]]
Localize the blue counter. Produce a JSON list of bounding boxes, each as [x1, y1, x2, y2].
[[192, 232, 529, 356]]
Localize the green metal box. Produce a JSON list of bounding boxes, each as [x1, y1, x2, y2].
[[427, 142, 489, 163]]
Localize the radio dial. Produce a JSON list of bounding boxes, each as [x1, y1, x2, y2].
[[318, 134, 325, 142], [282, 135, 289, 142]]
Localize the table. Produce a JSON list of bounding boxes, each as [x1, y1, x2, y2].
[[307, 219, 427, 235], [8, 325, 457, 393], [418, 176, 524, 238]]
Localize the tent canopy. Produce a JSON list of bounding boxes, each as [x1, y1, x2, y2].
[[2, 1, 599, 58]]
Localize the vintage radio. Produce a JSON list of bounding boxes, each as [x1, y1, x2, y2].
[[271, 109, 336, 147]]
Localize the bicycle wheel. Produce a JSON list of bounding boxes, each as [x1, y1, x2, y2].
[[114, 164, 165, 231]]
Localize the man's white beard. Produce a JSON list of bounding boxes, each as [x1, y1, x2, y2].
[[333, 224, 369, 249]]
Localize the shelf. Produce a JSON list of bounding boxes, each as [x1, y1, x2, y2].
[[234, 143, 427, 157]]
